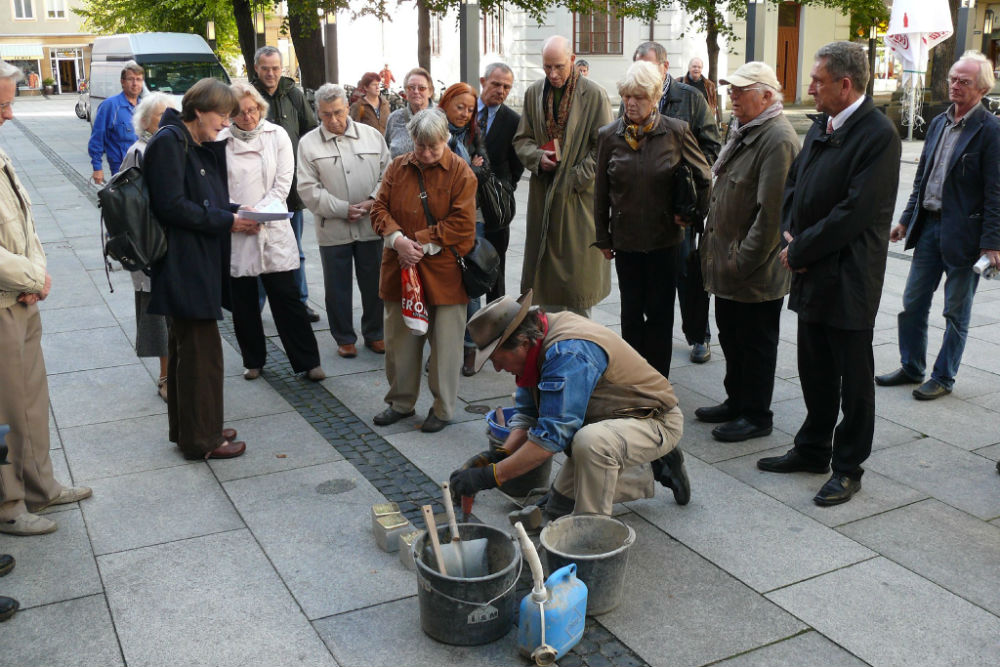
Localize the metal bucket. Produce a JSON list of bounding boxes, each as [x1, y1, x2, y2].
[[414, 523, 521, 645], [539, 514, 635, 615]]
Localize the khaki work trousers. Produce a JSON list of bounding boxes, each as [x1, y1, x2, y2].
[[553, 406, 684, 515], [383, 301, 466, 421], [0, 303, 61, 520]]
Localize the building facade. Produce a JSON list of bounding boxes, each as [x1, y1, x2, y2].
[[1, 0, 94, 94]]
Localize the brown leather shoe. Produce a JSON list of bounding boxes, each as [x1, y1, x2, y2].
[[462, 348, 477, 377], [205, 440, 246, 459], [365, 339, 385, 354], [222, 428, 238, 442], [338, 344, 358, 358]]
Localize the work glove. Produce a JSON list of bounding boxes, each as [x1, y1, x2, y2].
[[449, 464, 498, 498], [459, 448, 508, 471]]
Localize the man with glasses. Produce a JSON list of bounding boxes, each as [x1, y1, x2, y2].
[[88, 61, 143, 185], [758, 41, 900, 506], [695, 62, 798, 443], [877, 52, 1000, 401], [251, 46, 321, 322]]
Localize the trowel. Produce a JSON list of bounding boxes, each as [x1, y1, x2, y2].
[[439, 481, 488, 578]]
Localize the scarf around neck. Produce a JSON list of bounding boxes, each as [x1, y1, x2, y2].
[[712, 101, 784, 176], [230, 117, 266, 143], [544, 69, 579, 144], [624, 110, 658, 150], [447, 122, 472, 164], [515, 313, 550, 388]]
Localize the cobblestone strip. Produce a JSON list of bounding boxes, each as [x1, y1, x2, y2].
[[217, 318, 650, 667], [12, 118, 99, 205]]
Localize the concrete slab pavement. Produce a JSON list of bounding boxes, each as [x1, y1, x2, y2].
[[2, 94, 1000, 667]]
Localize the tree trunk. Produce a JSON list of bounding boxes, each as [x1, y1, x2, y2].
[[289, 10, 325, 89], [929, 0, 960, 100], [705, 7, 720, 85], [417, 0, 431, 73], [232, 0, 256, 78]]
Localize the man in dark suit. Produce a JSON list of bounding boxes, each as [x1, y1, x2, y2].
[[758, 41, 901, 506], [876, 52, 1000, 400], [478, 62, 525, 303]]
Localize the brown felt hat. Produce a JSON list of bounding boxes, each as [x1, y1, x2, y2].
[[466, 290, 533, 372]]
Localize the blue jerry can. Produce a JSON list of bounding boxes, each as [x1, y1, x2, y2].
[[517, 563, 588, 662]]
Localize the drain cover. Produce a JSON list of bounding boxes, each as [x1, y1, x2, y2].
[[465, 404, 491, 415]]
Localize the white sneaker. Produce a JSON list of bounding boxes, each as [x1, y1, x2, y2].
[[0, 513, 57, 535], [30, 485, 93, 512]]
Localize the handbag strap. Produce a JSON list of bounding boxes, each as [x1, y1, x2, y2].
[[413, 164, 464, 264]]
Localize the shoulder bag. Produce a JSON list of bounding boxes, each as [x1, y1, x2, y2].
[[477, 170, 515, 232]]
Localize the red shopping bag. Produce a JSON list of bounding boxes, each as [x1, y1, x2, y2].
[[401, 266, 429, 335]]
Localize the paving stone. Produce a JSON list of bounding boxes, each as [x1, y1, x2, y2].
[[0, 508, 102, 608], [59, 413, 181, 481], [48, 364, 166, 428], [839, 499, 1000, 616], [0, 594, 125, 667], [766, 557, 1000, 667], [99, 529, 337, 667], [41, 326, 137, 375], [669, 361, 803, 407], [223, 461, 414, 619], [771, 394, 924, 452], [873, 385, 1000, 449], [39, 303, 119, 333], [312, 597, 522, 667], [221, 374, 295, 421], [974, 442, 1000, 461], [82, 464, 243, 555], [713, 631, 867, 666], [866, 438, 1000, 519], [207, 410, 345, 482], [715, 445, 927, 527], [627, 457, 874, 592], [598, 514, 805, 667]]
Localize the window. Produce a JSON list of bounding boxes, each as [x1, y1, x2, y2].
[[13, 0, 35, 20], [430, 16, 442, 57], [574, 2, 623, 55], [46, 0, 66, 19], [482, 9, 504, 55]]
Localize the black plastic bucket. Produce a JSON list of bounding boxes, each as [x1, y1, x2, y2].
[[540, 514, 635, 615], [413, 522, 522, 645]]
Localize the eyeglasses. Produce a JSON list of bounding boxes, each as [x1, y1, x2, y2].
[[406, 85, 429, 93], [948, 76, 974, 87], [235, 107, 260, 118], [728, 85, 764, 98]]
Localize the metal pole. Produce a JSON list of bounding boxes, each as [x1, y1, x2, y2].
[[956, 1, 975, 56], [908, 74, 915, 142], [460, 0, 480, 83], [746, 0, 766, 63], [324, 13, 339, 84], [867, 26, 876, 97]]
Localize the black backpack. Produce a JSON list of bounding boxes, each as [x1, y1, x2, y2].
[[98, 125, 185, 290]]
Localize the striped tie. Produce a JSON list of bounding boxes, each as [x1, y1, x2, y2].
[[479, 106, 489, 134]]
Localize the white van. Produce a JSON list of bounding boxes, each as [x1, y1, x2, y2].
[[88, 32, 230, 122]]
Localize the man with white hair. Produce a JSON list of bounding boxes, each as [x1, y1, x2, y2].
[[695, 62, 799, 443], [680, 57, 723, 127], [0, 61, 92, 535], [877, 51, 1000, 401], [513, 35, 613, 316]]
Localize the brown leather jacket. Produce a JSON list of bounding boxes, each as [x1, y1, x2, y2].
[[594, 115, 711, 252], [350, 97, 391, 135]]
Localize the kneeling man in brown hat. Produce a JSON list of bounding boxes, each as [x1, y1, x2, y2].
[[449, 290, 690, 515]]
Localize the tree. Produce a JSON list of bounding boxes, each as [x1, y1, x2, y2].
[[929, 0, 960, 101]]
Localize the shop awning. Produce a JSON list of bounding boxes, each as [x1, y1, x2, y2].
[[0, 43, 45, 59]]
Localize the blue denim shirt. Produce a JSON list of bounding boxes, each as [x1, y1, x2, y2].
[[88, 92, 139, 173], [508, 339, 609, 453]]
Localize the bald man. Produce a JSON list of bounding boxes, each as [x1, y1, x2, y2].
[[513, 35, 613, 316]]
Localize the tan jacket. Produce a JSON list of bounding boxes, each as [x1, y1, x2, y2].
[[298, 119, 390, 247], [701, 112, 798, 302], [0, 149, 46, 309]]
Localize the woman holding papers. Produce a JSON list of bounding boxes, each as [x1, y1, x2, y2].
[[220, 82, 324, 382]]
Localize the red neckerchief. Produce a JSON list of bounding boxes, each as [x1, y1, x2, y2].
[[515, 313, 549, 388]]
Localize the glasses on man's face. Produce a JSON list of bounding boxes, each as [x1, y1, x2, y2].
[[728, 85, 763, 98], [949, 76, 974, 87]]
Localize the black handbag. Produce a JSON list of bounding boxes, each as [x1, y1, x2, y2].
[[477, 171, 515, 232], [414, 167, 500, 299], [672, 162, 701, 230]]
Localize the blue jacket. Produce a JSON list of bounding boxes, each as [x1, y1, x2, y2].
[[88, 91, 139, 173], [899, 104, 1000, 267]]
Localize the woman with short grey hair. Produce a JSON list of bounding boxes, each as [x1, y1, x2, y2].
[[369, 107, 477, 433], [119, 91, 178, 401], [384, 67, 435, 157]]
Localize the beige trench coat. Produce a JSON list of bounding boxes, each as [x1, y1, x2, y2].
[[514, 75, 613, 310]]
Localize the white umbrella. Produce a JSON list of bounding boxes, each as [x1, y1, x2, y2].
[[884, 0, 953, 140]]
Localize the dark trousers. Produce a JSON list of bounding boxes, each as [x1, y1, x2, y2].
[[231, 271, 320, 373], [715, 296, 783, 427], [676, 227, 711, 345], [319, 240, 384, 345], [485, 226, 510, 303], [168, 318, 224, 458], [615, 246, 680, 378], [794, 320, 875, 478]]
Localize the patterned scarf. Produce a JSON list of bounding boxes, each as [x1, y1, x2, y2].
[[623, 110, 658, 150], [544, 68, 579, 144], [712, 101, 784, 177], [230, 117, 266, 143], [447, 122, 472, 165]]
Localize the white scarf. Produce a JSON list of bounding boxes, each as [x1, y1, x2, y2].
[[712, 101, 784, 177], [230, 117, 266, 143]]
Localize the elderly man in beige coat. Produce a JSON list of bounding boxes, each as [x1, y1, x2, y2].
[[696, 62, 799, 443], [298, 83, 391, 358], [514, 35, 613, 316], [0, 61, 92, 536]]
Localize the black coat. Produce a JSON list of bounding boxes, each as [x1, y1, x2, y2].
[[782, 97, 901, 330], [483, 103, 524, 189], [252, 76, 318, 211], [146, 109, 238, 320], [899, 104, 1000, 267]]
